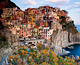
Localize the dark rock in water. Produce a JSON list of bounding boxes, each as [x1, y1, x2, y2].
[[64, 44, 80, 60], [70, 55, 75, 60], [75, 55, 79, 61]]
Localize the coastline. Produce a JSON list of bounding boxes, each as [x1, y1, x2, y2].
[[61, 42, 80, 48], [54, 42, 80, 56]]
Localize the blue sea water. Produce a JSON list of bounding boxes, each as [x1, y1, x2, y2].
[[64, 25, 80, 58], [64, 44, 80, 57], [75, 25, 80, 33]]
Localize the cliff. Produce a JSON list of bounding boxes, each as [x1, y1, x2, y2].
[[51, 30, 80, 47], [50, 14, 80, 47]]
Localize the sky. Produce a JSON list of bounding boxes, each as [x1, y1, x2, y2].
[[11, 0, 80, 25]]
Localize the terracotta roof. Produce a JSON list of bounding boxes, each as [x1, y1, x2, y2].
[[0, 18, 5, 21], [16, 9, 23, 12], [21, 22, 28, 24], [25, 8, 32, 11], [34, 26, 40, 28]]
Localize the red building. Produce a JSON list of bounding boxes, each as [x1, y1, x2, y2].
[[41, 9, 45, 14], [61, 10, 65, 17], [40, 21, 44, 26], [46, 6, 49, 8], [0, 3, 8, 9]]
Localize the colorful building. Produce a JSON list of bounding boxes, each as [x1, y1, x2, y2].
[[19, 22, 35, 39], [1, 7, 17, 18], [61, 10, 65, 17], [57, 11, 61, 16], [40, 27, 53, 40], [33, 26, 40, 37], [51, 18, 62, 30], [15, 9, 24, 18]]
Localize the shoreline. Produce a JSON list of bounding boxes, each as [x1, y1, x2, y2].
[[61, 42, 80, 61], [61, 42, 80, 48]]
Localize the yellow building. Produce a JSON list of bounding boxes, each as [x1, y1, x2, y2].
[[57, 11, 61, 16], [28, 9, 35, 25], [14, 25, 20, 37], [53, 12, 57, 17], [33, 26, 40, 37], [16, 9, 24, 18]]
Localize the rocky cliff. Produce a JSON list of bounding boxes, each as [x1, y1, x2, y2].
[[51, 15, 80, 47], [51, 30, 80, 47]]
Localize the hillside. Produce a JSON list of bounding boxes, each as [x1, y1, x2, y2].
[[0, 0, 20, 17]]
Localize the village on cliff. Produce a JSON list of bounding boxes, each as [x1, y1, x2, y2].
[[0, 2, 80, 65]]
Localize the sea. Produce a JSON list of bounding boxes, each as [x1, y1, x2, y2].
[[75, 25, 80, 33], [64, 25, 80, 58]]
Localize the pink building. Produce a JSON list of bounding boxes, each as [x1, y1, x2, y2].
[[19, 22, 32, 39], [40, 27, 53, 40], [66, 17, 71, 22]]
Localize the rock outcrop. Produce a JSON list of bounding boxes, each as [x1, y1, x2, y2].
[[51, 30, 80, 47]]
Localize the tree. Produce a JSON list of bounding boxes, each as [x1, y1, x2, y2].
[[0, 21, 4, 29], [60, 16, 66, 24]]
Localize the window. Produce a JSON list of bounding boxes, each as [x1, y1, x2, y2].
[[44, 30, 45, 32], [48, 35, 49, 37], [46, 30, 47, 34], [40, 41, 42, 43], [22, 25, 23, 28], [17, 31, 19, 33], [46, 35, 47, 37], [9, 31, 12, 33], [26, 25, 27, 27], [24, 29, 26, 31]]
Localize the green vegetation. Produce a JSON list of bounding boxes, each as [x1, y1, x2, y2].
[[60, 16, 66, 24], [0, 21, 4, 29], [0, 36, 8, 48], [60, 16, 78, 34]]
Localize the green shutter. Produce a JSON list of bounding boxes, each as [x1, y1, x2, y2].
[[22, 25, 23, 28]]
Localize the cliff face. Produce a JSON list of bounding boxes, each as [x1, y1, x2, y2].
[[51, 15, 80, 47], [51, 30, 68, 46], [51, 30, 80, 46]]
